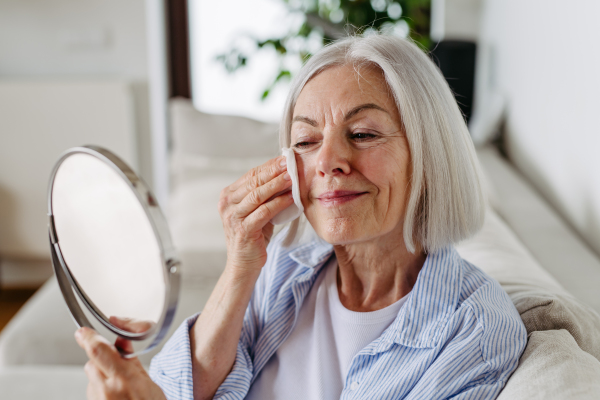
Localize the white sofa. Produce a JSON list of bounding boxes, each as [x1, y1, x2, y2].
[[1, 99, 599, 399]]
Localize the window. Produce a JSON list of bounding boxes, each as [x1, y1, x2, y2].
[[188, 0, 295, 122]]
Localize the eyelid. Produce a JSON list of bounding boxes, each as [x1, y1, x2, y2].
[[349, 130, 379, 138]]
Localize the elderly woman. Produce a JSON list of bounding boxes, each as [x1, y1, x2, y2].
[[75, 35, 526, 400]]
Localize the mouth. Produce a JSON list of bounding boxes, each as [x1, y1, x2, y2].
[[316, 190, 368, 206]]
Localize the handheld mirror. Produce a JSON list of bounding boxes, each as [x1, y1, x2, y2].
[[47, 146, 180, 357]]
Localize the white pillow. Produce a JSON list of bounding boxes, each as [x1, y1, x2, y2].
[[456, 207, 563, 292], [171, 153, 272, 189], [170, 98, 280, 158], [168, 99, 282, 277], [457, 208, 600, 362]]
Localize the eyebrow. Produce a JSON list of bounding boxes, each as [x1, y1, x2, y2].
[[344, 103, 389, 121], [292, 103, 389, 127], [291, 115, 317, 126]]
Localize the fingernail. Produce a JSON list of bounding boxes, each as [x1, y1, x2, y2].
[[75, 328, 83, 341], [280, 158, 287, 167], [283, 172, 291, 180]]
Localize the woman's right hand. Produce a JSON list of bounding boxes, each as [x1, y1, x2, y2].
[[218, 155, 294, 275], [189, 156, 293, 400]]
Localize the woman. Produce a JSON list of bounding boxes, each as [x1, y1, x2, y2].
[[75, 35, 527, 400]]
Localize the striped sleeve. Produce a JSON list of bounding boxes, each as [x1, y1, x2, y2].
[[213, 233, 287, 399], [149, 314, 198, 400], [448, 380, 510, 399], [150, 234, 286, 400], [149, 300, 261, 400]]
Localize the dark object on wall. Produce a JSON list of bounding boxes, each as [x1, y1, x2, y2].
[[167, 0, 191, 99], [430, 40, 476, 123]]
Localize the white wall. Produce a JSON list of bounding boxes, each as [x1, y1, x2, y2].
[[0, 80, 139, 259], [0, 0, 152, 183], [0, 0, 147, 79], [431, 0, 482, 42], [478, 0, 600, 255], [0, 0, 151, 285]]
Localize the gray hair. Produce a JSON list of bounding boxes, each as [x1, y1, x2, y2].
[[279, 34, 485, 254]]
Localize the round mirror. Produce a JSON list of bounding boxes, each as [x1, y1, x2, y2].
[[47, 146, 180, 357]]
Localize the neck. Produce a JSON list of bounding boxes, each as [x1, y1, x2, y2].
[[333, 231, 426, 312]]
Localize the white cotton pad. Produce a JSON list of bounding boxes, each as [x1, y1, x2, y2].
[[270, 147, 304, 225]]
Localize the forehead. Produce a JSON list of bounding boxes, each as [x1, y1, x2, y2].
[[293, 63, 396, 116]]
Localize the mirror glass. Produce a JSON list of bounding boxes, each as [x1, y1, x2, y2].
[[51, 152, 167, 335]]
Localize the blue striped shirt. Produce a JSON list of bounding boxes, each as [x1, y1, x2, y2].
[[150, 234, 526, 399]]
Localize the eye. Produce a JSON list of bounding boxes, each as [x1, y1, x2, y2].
[[293, 141, 316, 149], [350, 132, 377, 142]]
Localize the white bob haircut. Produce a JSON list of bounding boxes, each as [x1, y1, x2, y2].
[[279, 34, 485, 254]]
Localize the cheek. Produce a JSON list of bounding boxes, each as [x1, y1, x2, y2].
[[360, 148, 411, 206]]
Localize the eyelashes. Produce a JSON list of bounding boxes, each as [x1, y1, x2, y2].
[[293, 141, 314, 149], [293, 132, 379, 150], [350, 132, 377, 142]]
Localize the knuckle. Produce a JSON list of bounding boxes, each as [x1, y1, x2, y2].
[[217, 197, 228, 214], [248, 189, 261, 205], [248, 167, 259, 182], [245, 177, 256, 192], [84, 361, 94, 375], [89, 343, 105, 359], [108, 377, 127, 397], [222, 212, 233, 226], [256, 204, 270, 220], [219, 188, 228, 202]]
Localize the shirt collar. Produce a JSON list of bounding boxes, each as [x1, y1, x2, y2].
[[288, 239, 334, 271], [378, 246, 463, 350], [289, 240, 463, 350]]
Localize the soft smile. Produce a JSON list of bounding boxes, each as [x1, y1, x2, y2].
[[316, 191, 368, 207]]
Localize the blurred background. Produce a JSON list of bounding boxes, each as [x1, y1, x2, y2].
[[1, 0, 600, 395]]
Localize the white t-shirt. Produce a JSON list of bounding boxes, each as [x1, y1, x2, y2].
[[246, 257, 407, 400]]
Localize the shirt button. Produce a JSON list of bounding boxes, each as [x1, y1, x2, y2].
[[351, 382, 359, 391]]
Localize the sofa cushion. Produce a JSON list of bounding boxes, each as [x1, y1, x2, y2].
[[497, 329, 600, 400], [0, 366, 88, 400], [508, 286, 600, 361], [0, 275, 218, 368]]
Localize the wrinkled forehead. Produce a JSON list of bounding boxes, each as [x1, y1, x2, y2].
[[302, 61, 390, 97], [291, 62, 399, 125]]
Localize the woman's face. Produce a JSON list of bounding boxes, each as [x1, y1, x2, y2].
[[291, 64, 412, 245]]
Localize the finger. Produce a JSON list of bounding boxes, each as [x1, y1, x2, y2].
[[84, 360, 107, 400], [115, 337, 134, 355], [109, 316, 155, 333], [75, 327, 122, 378], [243, 190, 294, 230], [229, 155, 286, 192], [233, 172, 293, 219], [227, 156, 287, 203], [84, 359, 107, 382]]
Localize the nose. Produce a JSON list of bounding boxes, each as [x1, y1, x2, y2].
[[316, 133, 351, 177]]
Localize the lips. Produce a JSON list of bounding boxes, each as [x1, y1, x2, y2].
[[316, 190, 367, 206]]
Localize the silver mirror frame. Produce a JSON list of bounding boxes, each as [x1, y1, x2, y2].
[[47, 145, 180, 357]]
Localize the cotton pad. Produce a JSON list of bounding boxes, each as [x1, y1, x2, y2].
[[271, 147, 304, 225]]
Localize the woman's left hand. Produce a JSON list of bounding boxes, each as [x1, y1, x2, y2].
[[75, 327, 166, 400]]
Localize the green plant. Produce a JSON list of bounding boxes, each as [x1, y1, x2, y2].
[[217, 0, 431, 99]]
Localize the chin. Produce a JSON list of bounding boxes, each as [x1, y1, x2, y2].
[[314, 217, 368, 245]]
